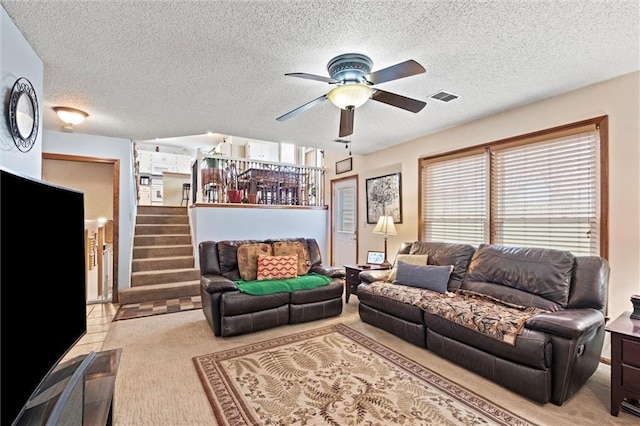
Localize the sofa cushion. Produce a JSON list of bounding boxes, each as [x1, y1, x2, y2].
[[237, 243, 273, 281], [387, 254, 428, 282], [394, 262, 453, 294], [424, 313, 552, 370], [409, 241, 476, 290], [256, 254, 298, 280], [272, 241, 310, 275], [465, 244, 575, 307], [357, 283, 426, 324]]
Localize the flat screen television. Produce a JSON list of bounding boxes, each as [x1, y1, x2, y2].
[[0, 166, 87, 425]]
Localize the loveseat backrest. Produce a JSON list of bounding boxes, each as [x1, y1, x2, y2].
[[199, 240, 221, 275], [408, 241, 476, 291], [200, 238, 319, 280], [305, 238, 323, 267]]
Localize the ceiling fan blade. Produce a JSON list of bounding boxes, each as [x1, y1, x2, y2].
[[365, 60, 426, 85], [339, 107, 354, 137], [276, 94, 328, 121], [371, 89, 426, 113], [285, 73, 339, 84]]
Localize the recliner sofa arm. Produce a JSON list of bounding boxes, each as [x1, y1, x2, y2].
[[359, 269, 391, 284], [525, 309, 604, 340], [310, 264, 345, 278], [201, 274, 238, 294]]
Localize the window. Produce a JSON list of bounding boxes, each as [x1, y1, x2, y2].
[[421, 150, 488, 246], [419, 117, 608, 257]]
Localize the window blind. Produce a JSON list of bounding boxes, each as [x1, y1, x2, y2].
[[421, 151, 488, 245], [337, 186, 355, 233], [490, 131, 599, 255]]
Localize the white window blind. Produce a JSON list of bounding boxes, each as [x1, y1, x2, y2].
[[490, 130, 599, 255], [337, 186, 355, 233], [421, 151, 488, 246]]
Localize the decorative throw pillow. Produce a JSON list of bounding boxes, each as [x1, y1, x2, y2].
[[272, 241, 311, 275], [237, 243, 273, 281], [257, 255, 298, 280], [387, 254, 428, 282], [394, 261, 454, 294]]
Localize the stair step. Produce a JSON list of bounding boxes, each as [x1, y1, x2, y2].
[[131, 268, 200, 287], [135, 224, 190, 235], [118, 280, 200, 305], [136, 214, 189, 225], [132, 256, 195, 272], [134, 234, 192, 246], [133, 245, 194, 259], [137, 206, 187, 216]]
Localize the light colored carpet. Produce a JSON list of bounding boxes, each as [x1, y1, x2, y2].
[[101, 300, 637, 426]]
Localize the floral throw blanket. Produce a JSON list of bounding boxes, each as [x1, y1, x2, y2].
[[364, 282, 548, 345]]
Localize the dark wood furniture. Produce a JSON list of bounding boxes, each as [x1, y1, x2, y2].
[[344, 264, 389, 303], [605, 311, 640, 416]]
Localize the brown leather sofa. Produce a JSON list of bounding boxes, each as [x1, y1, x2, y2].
[[199, 238, 345, 337], [358, 241, 609, 405]]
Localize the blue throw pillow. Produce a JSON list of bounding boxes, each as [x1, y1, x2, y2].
[[394, 261, 453, 293]]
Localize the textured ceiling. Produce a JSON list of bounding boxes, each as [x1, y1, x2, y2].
[[1, 1, 638, 155]]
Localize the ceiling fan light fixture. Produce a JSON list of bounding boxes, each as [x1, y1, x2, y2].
[[53, 106, 88, 126], [327, 84, 372, 109]]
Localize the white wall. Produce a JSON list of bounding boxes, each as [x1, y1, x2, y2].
[[0, 5, 43, 177], [42, 130, 137, 292], [325, 71, 640, 323], [191, 206, 329, 266]]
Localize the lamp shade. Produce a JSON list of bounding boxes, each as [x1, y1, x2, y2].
[[327, 84, 372, 109], [373, 215, 397, 236], [53, 107, 88, 125]]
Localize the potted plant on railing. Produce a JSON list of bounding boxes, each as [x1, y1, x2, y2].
[[226, 162, 243, 203], [203, 147, 223, 169]]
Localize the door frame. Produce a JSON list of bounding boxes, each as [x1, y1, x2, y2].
[[42, 153, 121, 303], [330, 174, 359, 266]]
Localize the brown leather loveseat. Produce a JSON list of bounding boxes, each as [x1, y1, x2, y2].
[[358, 241, 609, 406], [199, 237, 345, 337]]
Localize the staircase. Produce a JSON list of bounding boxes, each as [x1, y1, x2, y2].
[[118, 205, 200, 305]]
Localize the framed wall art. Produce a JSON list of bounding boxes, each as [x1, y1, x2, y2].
[[335, 157, 352, 174], [366, 172, 402, 224]]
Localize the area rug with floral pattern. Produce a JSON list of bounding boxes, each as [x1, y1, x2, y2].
[[192, 323, 536, 425]]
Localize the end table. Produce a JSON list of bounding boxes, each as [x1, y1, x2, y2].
[[605, 311, 640, 416], [344, 264, 390, 303]]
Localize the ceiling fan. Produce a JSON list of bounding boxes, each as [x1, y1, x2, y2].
[[276, 53, 427, 137]]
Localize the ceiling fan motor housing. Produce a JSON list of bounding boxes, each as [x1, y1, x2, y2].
[[327, 53, 373, 83]]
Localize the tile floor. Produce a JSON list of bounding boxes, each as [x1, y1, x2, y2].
[[63, 302, 119, 361]]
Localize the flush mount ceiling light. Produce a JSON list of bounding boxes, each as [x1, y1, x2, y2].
[[53, 106, 88, 132], [327, 84, 373, 109]]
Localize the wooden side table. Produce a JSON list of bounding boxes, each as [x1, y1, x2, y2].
[[344, 264, 389, 303], [605, 311, 640, 416]]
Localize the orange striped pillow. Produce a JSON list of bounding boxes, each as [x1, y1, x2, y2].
[[256, 255, 298, 280]]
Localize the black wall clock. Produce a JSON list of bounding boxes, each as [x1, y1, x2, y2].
[[8, 77, 39, 153]]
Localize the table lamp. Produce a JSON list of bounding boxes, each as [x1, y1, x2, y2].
[[373, 215, 397, 268]]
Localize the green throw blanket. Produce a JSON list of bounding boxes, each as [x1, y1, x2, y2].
[[236, 273, 332, 295]]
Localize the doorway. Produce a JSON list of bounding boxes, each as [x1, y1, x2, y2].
[[42, 153, 120, 304], [331, 175, 358, 266]]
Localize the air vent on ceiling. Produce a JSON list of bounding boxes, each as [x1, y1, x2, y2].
[[430, 91, 459, 102]]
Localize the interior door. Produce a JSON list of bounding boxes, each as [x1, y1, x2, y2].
[[332, 176, 358, 266]]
